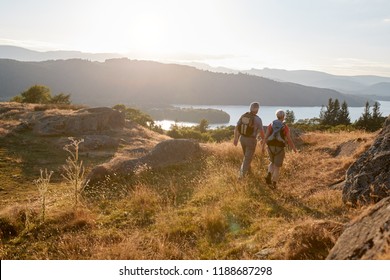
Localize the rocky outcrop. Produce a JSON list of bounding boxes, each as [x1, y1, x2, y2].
[[86, 139, 202, 186], [342, 115, 390, 206], [33, 107, 125, 136], [0, 103, 125, 137], [327, 196, 390, 259]]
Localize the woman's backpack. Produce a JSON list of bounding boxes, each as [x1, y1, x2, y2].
[[267, 120, 286, 147]]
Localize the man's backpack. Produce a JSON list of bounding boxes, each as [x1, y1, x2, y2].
[[238, 112, 255, 137], [267, 119, 286, 147]]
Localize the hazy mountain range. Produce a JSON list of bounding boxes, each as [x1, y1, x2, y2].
[[0, 45, 122, 62], [184, 62, 390, 100], [245, 68, 390, 97], [0, 45, 377, 107]]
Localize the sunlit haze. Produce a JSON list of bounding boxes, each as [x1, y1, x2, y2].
[[1, 0, 390, 76]]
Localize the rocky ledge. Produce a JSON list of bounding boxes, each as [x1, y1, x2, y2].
[[327, 196, 390, 259], [342, 115, 390, 206]]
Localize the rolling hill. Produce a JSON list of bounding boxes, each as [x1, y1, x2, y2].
[[0, 58, 369, 107], [244, 68, 390, 99]]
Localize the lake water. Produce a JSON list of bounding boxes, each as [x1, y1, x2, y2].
[[155, 100, 390, 130]]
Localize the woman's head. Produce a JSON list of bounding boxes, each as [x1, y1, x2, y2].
[[275, 109, 285, 120]]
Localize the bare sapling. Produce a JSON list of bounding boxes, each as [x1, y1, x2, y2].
[[62, 137, 89, 209], [34, 169, 53, 223]]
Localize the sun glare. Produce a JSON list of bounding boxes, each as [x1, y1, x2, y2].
[[90, 13, 174, 58], [71, 1, 174, 56], [130, 14, 167, 55]]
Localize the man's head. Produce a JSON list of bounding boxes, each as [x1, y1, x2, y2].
[[250, 102, 260, 114], [275, 109, 285, 120]]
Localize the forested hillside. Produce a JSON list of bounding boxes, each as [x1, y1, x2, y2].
[[0, 58, 368, 107]]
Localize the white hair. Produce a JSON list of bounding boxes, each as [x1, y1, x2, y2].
[[275, 109, 285, 120]]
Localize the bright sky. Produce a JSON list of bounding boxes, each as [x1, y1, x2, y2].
[[1, 0, 390, 76]]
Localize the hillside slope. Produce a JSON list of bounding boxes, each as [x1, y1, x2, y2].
[[0, 58, 368, 106], [245, 68, 390, 93], [0, 103, 382, 260]]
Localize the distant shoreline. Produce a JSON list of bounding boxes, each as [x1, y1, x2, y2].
[[152, 101, 390, 129]]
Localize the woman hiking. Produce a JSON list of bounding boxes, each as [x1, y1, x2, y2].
[[262, 109, 297, 188]]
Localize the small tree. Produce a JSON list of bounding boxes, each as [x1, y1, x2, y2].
[[337, 101, 351, 125], [113, 104, 154, 127], [331, 99, 341, 125], [10, 95, 23, 103], [20, 85, 52, 104], [50, 93, 71, 104], [372, 101, 382, 120], [112, 104, 127, 112], [197, 119, 209, 133], [355, 101, 372, 130], [362, 101, 372, 124], [285, 110, 296, 124], [10, 85, 73, 105], [371, 101, 385, 131], [320, 98, 335, 125]]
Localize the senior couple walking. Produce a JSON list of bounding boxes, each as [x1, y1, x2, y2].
[[233, 102, 297, 188]]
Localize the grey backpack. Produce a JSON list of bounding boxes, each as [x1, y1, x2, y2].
[[238, 112, 255, 137]]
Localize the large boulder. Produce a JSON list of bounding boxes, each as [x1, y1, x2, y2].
[[327, 196, 390, 259], [86, 139, 202, 186], [342, 116, 390, 206], [33, 107, 125, 136]]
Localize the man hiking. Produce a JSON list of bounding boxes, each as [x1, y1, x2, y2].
[[262, 109, 297, 188], [233, 102, 265, 178]]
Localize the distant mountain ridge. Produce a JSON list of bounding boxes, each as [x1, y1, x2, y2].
[[0, 58, 370, 107], [243, 68, 390, 99], [2, 45, 390, 99], [177, 62, 390, 101], [0, 45, 122, 62]]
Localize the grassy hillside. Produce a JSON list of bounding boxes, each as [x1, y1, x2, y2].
[[0, 129, 376, 259]]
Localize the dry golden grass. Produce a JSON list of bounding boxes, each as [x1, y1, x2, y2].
[[267, 218, 344, 260], [0, 129, 383, 260]]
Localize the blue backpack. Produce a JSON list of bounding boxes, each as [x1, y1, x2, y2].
[[267, 120, 286, 147]]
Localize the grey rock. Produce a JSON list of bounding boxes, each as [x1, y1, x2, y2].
[[342, 115, 390, 206], [33, 107, 125, 136], [327, 196, 390, 259], [86, 139, 202, 187], [81, 135, 119, 150]]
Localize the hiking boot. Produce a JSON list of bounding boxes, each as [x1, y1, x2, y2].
[[265, 172, 272, 185]]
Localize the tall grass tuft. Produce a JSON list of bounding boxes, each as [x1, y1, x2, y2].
[[62, 137, 89, 209], [34, 169, 53, 223], [128, 184, 161, 227]]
